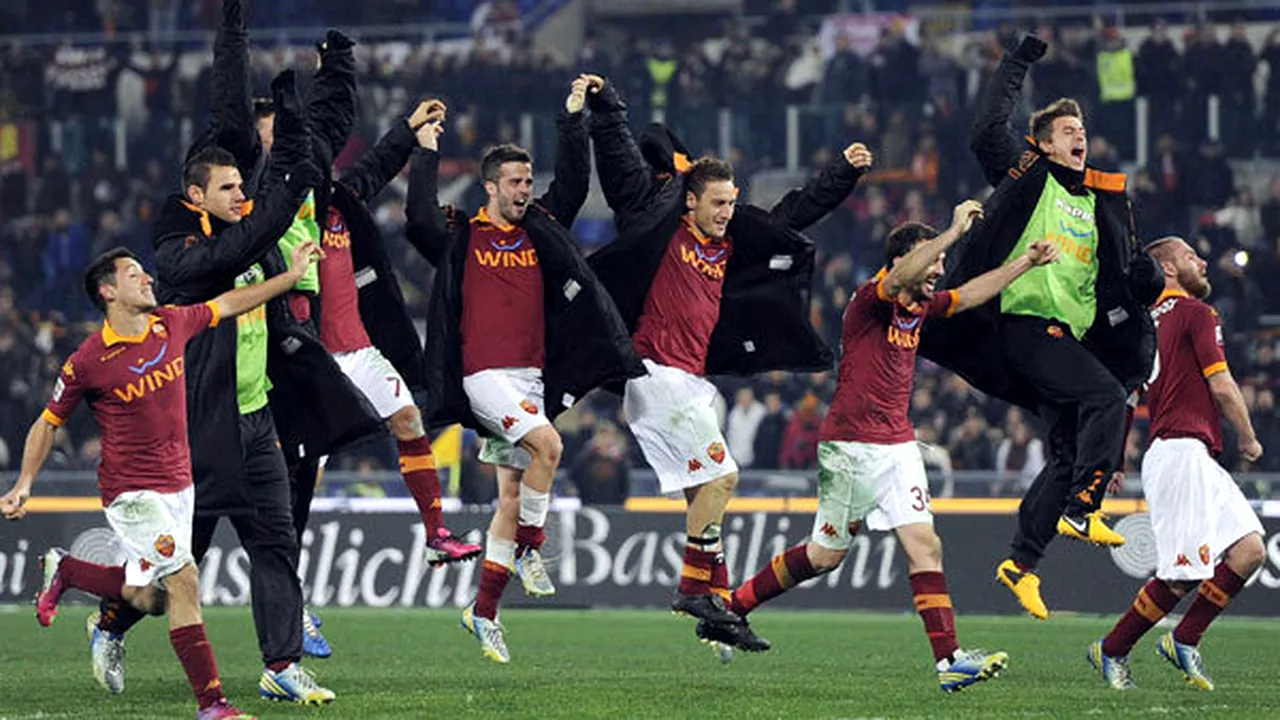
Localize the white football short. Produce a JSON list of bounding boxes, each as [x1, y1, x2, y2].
[[464, 367, 550, 470], [103, 486, 195, 587], [1142, 437, 1264, 581], [334, 346, 414, 420], [624, 360, 738, 494], [810, 440, 933, 551]]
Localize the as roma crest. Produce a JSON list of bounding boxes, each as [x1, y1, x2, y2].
[[154, 534, 176, 558], [707, 441, 726, 464]]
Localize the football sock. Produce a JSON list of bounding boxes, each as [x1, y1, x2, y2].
[[1102, 578, 1181, 657], [1174, 563, 1247, 646], [910, 571, 959, 663], [678, 533, 721, 597], [475, 535, 516, 620], [516, 485, 549, 555], [729, 544, 817, 616], [170, 623, 226, 710], [59, 557, 125, 599], [98, 596, 147, 634], [710, 556, 731, 604], [398, 437, 443, 536]]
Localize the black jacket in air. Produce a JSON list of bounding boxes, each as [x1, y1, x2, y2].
[[919, 38, 1164, 412]]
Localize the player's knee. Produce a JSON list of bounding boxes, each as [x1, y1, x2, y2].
[[905, 530, 944, 568], [389, 406, 424, 440], [525, 427, 563, 468], [1228, 533, 1266, 574], [713, 472, 739, 494], [808, 544, 847, 571]]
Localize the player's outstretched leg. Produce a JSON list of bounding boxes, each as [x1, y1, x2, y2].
[[511, 428, 561, 597], [390, 407, 482, 567], [671, 475, 741, 624], [1091, 577, 1184, 690], [995, 559, 1049, 620]]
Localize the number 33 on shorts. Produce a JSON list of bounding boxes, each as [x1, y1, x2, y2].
[[909, 486, 931, 512]]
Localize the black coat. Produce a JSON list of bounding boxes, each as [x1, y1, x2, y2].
[[919, 39, 1164, 413], [405, 112, 644, 431], [155, 73, 379, 518], [585, 85, 865, 376]]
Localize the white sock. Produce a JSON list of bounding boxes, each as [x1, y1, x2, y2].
[[485, 534, 516, 571], [518, 486, 550, 528]]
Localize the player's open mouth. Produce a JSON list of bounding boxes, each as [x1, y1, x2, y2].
[[514, 198, 528, 209], [1071, 147, 1085, 161]]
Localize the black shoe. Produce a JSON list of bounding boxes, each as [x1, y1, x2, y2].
[[696, 618, 772, 652], [670, 592, 740, 625]]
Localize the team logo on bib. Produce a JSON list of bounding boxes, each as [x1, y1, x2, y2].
[[154, 535, 176, 558], [520, 399, 539, 415], [707, 441, 726, 464], [1198, 544, 1211, 565]]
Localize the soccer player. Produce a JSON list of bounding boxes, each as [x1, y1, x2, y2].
[[918, 34, 1164, 619], [1088, 237, 1266, 691], [0, 239, 319, 720], [584, 79, 868, 630], [407, 76, 642, 663], [705, 204, 1058, 690]]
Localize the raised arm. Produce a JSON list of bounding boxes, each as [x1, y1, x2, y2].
[[404, 119, 451, 266], [307, 29, 358, 171], [206, 0, 259, 179], [951, 240, 1058, 313], [586, 79, 654, 215], [536, 76, 592, 226], [768, 142, 872, 231], [882, 200, 983, 297], [970, 35, 1047, 188], [337, 99, 440, 202]]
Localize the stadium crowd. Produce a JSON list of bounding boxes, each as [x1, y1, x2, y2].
[[3, 3, 1280, 501]]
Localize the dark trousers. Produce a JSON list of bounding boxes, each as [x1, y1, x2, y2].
[[192, 407, 303, 666], [1001, 315, 1127, 568], [289, 455, 322, 550]]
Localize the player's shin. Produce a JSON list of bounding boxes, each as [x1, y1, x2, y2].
[[1102, 578, 1182, 657], [165, 566, 227, 710], [729, 543, 824, 616], [59, 556, 127, 599], [1173, 562, 1250, 646], [397, 437, 443, 535], [475, 535, 516, 619]]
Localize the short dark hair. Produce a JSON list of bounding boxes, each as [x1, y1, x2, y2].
[[480, 144, 533, 184], [884, 222, 939, 266], [253, 97, 275, 120], [684, 157, 734, 198], [84, 248, 138, 313], [182, 146, 238, 194], [1029, 98, 1084, 146]]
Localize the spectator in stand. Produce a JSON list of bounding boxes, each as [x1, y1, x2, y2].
[[1262, 29, 1280, 153], [1183, 25, 1225, 146], [1221, 23, 1258, 158], [948, 410, 994, 471], [726, 387, 767, 469], [42, 209, 90, 320], [779, 393, 822, 470], [821, 35, 868, 106], [994, 415, 1046, 497], [753, 392, 787, 470], [1137, 20, 1184, 156], [569, 421, 630, 505], [1260, 177, 1280, 244]]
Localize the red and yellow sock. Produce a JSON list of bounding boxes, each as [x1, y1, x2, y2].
[[910, 571, 958, 663], [729, 544, 817, 616], [398, 437, 443, 536], [170, 623, 226, 710], [1102, 577, 1180, 657], [1174, 563, 1247, 646]]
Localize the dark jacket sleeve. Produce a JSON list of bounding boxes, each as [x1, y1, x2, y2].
[[307, 30, 358, 169], [971, 37, 1045, 188], [767, 161, 865, 231], [537, 110, 590, 227], [586, 84, 653, 216], [207, 0, 260, 179], [404, 149, 451, 267], [337, 120, 418, 203]]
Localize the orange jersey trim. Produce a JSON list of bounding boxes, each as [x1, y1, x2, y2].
[[1084, 168, 1126, 193], [1155, 288, 1190, 304], [41, 408, 66, 427], [101, 315, 158, 346], [205, 301, 221, 329], [944, 290, 961, 317], [473, 206, 517, 232], [1202, 361, 1228, 378]]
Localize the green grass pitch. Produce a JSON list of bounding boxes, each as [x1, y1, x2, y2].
[[0, 606, 1275, 719]]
